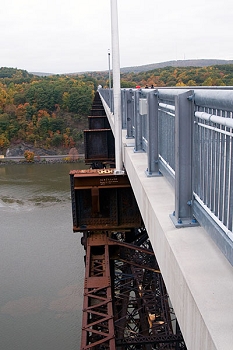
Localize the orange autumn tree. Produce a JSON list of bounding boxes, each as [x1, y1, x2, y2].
[[0, 134, 10, 150], [24, 150, 35, 162], [69, 147, 79, 161]]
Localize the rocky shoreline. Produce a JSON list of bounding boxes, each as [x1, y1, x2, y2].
[[5, 142, 70, 157], [1, 142, 84, 165], [0, 156, 84, 165]]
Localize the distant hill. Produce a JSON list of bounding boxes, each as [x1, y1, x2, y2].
[[119, 59, 233, 73], [67, 59, 233, 76], [29, 59, 233, 77]]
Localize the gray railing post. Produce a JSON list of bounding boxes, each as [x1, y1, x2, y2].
[[134, 89, 143, 152], [170, 90, 198, 227], [126, 89, 134, 138], [146, 90, 162, 177]]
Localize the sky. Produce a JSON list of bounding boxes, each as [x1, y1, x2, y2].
[[1, 0, 233, 74]]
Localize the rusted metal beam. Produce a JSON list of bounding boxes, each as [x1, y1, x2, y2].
[[88, 116, 111, 130], [81, 233, 116, 350], [84, 129, 115, 164], [84, 91, 115, 167]]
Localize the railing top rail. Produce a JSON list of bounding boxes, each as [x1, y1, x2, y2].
[[193, 89, 233, 111]]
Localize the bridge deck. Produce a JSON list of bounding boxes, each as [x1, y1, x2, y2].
[[103, 98, 233, 350]]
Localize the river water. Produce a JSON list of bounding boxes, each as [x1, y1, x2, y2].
[[0, 162, 87, 350]]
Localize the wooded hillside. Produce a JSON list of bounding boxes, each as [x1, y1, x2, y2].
[[87, 64, 233, 88], [0, 68, 96, 154], [1, 63, 233, 155]]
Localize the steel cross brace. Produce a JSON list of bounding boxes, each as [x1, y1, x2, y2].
[[80, 231, 186, 350]]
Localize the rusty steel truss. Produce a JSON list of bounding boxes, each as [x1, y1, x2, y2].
[[80, 229, 186, 350], [83, 92, 115, 167]]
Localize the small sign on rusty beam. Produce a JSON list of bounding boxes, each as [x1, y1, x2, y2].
[[70, 169, 142, 232]]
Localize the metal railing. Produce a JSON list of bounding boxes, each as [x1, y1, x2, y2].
[[99, 87, 233, 265]]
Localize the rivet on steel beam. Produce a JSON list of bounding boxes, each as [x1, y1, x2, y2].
[[187, 94, 194, 101]]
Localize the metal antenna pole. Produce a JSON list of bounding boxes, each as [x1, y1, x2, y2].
[[110, 0, 123, 173]]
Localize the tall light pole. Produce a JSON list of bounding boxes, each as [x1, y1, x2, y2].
[[108, 49, 111, 90], [110, 0, 123, 173], [108, 49, 112, 111]]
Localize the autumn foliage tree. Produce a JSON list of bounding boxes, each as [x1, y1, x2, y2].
[[24, 150, 35, 162]]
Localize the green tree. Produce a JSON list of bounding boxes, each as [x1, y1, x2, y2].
[[51, 133, 63, 146], [49, 118, 64, 133], [202, 77, 213, 86], [38, 117, 50, 135]]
